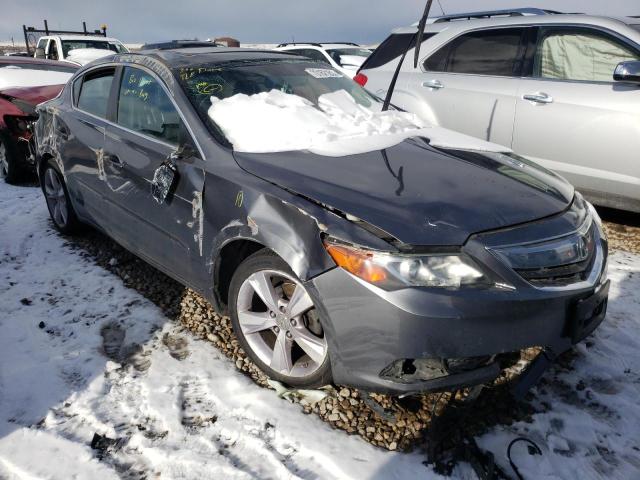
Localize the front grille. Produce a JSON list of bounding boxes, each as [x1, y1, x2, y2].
[[490, 217, 601, 288], [516, 253, 596, 287]]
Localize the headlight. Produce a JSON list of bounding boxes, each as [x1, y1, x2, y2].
[[586, 200, 607, 241], [324, 239, 488, 289]]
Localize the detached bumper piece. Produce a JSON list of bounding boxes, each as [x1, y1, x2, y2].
[[380, 357, 501, 394]]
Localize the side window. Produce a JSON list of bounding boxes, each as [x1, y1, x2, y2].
[[77, 69, 115, 118], [35, 38, 47, 58], [536, 28, 640, 82], [48, 41, 59, 61], [117, 66, 184, 145], [424, 28, 525, 76]]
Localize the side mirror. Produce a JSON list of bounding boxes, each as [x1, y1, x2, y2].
[[614, 61, 640, 84]]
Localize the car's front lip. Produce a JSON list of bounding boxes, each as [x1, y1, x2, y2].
[[309, 206, 609, 394], [309, 252, 608, 394]]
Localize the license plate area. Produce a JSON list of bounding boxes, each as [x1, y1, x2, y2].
[[567, 280, 610, 344]]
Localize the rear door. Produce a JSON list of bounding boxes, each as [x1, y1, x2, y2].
[[64, 66, 116, 225], [512, 26, 640, 209], [102, 65, 205, 283], [406, 27, 531, 148]]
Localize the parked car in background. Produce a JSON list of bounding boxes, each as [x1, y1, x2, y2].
[[34, 35, 128, 65], [276, 43, 372, 77], [34, 48, 608, 395], [141, 40, 222, 50], [358, 9, 640, 213], [0, 57, 77, 182]]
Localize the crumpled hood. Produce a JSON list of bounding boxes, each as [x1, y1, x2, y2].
[[234, 139, 574, 246]]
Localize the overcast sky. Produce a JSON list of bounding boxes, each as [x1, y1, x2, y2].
[[1, 0, 639, 45]]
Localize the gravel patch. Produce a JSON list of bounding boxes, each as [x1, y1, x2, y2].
[[603, 222, 640, 255], [598, 205, 640, 255]]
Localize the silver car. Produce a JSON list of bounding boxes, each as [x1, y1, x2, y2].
[[358, 9, 640, 212]]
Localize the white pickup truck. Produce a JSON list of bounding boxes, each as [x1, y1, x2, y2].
[[34, 35, 129, 66]]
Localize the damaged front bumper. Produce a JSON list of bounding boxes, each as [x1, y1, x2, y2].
[[309, 256, 609, 396]]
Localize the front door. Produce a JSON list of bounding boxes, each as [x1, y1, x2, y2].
[[103, 65, 205, 283], [512, 26, 640, 209]]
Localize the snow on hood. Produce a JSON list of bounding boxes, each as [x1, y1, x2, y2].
[[208, 89, 510, 157], [66, 48, 114, 65], [0, 66, 73, 90]]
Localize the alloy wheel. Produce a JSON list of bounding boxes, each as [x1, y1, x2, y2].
[[44, 168, 69, 228], [236, 269, 328, 378], [0, 143, 8, 179]]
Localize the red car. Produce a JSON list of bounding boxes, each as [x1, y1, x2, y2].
[[0, 57, 77, 182]]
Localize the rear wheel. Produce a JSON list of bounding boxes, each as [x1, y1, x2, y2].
[[41, 160, 81, 234], [0, 135, 22, 184], [229, 250, 332, 388]]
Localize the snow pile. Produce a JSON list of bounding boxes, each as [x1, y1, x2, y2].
[[208, 89, 425, 156], [66, 48, 114, 66], [208, 89, 509, 156]]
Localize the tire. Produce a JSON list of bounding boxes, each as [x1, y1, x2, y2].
[[229, 250, 333, 389], [0, 133, 23, 184], [41, 159, 82, 234]]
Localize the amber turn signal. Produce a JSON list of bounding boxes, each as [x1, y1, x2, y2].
[[325, 243, 388, 284]]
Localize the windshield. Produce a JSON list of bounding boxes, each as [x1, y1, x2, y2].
[[61, 40, 128, 57], [176, 59, 380, 123], [175, 59, 429, 156], [326, 48, 372, 67]]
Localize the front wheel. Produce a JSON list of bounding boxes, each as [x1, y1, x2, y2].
[[229, 250, 333, 389], [41, 160, 82, 234]]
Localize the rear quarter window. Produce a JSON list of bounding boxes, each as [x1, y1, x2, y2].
[[77, 68, 115, 118], [424, 28, 526, 76], [360, 33, 437, 70]]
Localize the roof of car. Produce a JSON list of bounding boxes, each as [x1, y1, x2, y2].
[[142, 47, 302, 67], [140, 40, 223, 50], [276, 42, 364, 49], [0, 56, 78, 69], [393, 13, 640, 35], [42, 34, 123, 43]]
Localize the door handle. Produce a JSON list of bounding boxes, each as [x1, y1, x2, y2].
[[422, 79, 444, 90], [523, 92, 553, 104]]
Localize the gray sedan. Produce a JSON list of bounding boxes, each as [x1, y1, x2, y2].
[[35, 48, 609, 395]]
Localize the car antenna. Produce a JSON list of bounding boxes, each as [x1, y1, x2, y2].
[[382, 0, 434, 111]]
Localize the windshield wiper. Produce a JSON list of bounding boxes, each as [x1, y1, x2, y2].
[[382, 0, 434, 111]]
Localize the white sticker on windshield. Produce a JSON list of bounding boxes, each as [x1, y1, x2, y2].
[[305, 68, 343, 79]]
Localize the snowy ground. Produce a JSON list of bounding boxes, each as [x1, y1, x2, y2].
[[0, 180, 639, 479]]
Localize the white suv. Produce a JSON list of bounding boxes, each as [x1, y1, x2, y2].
[[275, 43, 372, 77], [358, 9, 640, 213]]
